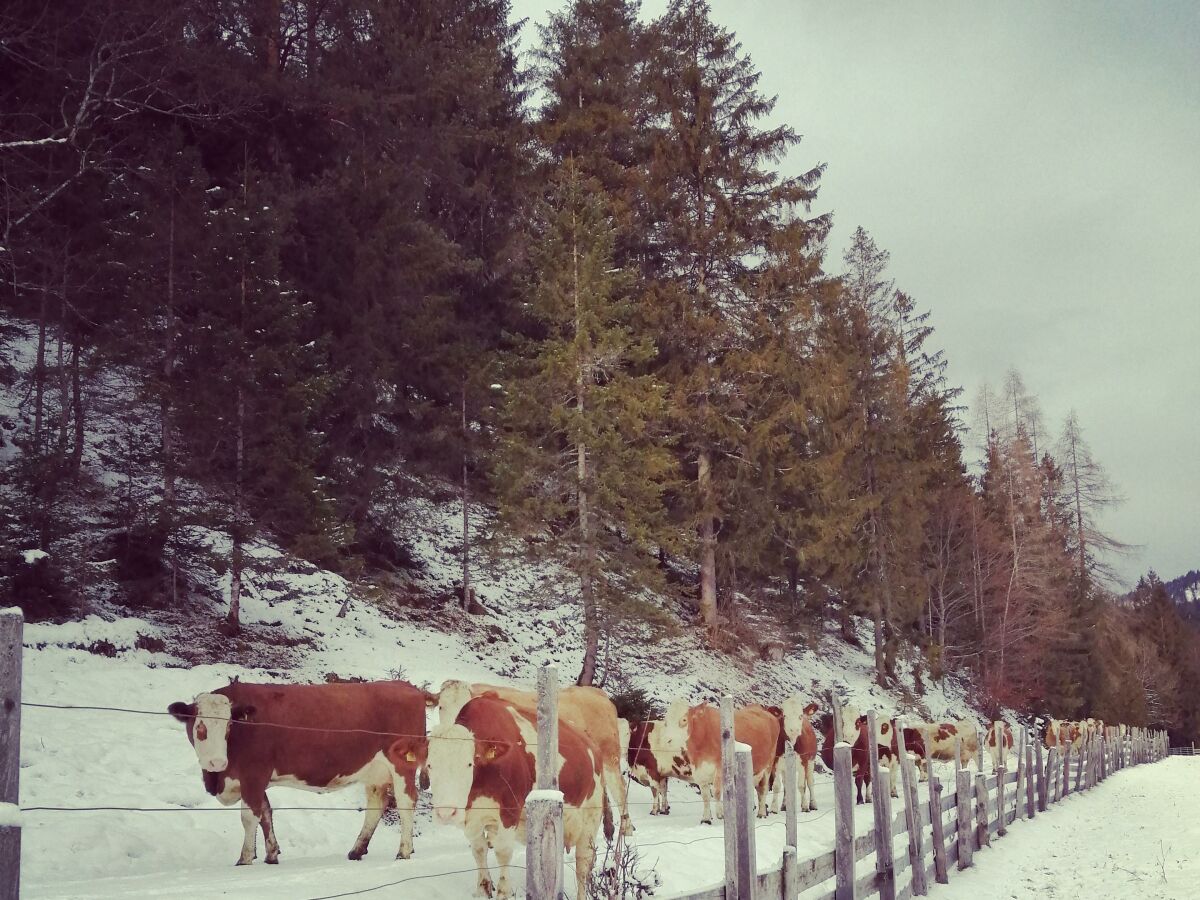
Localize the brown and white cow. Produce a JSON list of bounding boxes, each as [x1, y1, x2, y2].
[[770, 697, 819, 813], [390, 693, 605, 900], [660, 701, 780, 823], [818, 713, 898, 804], [985, 721, 1014, 772], [875, 717, 929, 782], [168, 680, 431, 865], [626, 719, 690, 815], [438, 679, 631, 835], [921, 719, 979, 769]]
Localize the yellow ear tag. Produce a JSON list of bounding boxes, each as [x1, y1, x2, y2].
[[486, 745, 498, 760], [405, 751, 416, 763]]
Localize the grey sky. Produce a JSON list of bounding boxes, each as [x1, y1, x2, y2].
[[511, 0, 1200, 586]]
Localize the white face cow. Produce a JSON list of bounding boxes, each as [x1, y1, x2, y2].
[[781, 697, 819, 743], [168, 692, 254, 772], [425, 722, 478, 827], [437, 679, 474, 727], [660, 699, 691, 755]]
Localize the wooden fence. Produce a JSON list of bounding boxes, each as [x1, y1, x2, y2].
[[637, 707, 1169, 900]]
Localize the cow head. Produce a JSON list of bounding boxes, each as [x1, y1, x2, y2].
[[168, 692, 255, 773], [424, 722, 504, 827], [437, 679, 474, 727], [781, 696, 818, 743], [659, 700, 691, 756]]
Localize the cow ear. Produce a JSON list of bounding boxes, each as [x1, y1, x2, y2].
[[231, 704, 256, 722], [168, 701, 196, 723], [804, 702, 819, 716]]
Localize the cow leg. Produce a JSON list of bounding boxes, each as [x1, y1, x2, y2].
[[574, 829, 597, 900], [769, 766, 783, 815], [658, 778, 670, 815], [348, 781, 389, 861], [755, 771, 770, 818], [890, 760, 899, 798], [466, 819, 494, 898], [699, 780, 715, 824], [260, 796, 281, 864], [491, 825, 517, 900], [391, 771, 417, 860], [804, 758, 816, 811], [237, 802, 259, 865], [604, 761, 634, 836]]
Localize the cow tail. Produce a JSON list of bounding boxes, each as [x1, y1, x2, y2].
[[602, 780, 614, 844]]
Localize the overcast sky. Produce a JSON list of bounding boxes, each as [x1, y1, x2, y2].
[[511, 0, 1200, 587]]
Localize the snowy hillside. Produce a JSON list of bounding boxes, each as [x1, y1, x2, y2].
[[5, 309, 993, 896]]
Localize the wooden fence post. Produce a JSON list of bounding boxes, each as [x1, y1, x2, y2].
[[1074, 740, 1084, 793], [1100, 735, 1107, 781], [928, 774, 949, 884], [783, 741, 798, 899], [976, 724, 985, 773], [526, 665, 563, 900], [1035, 739, 1047, 812], [956, 769, 973, 869], [1061, 746, 1070, 799], [897, 722, 927, 896], [1045, 748, 1058, 804], [996, 766, 1007, 836], [1014, 728, 1026, 821], [1, 609, 22, 900], [1024, 744, 1036, 819], [953, 736, 962, 785], [834, 743, 856, 900], [721, 696, 737, 899], [734, 744, 757, 900], [867, 711, 895, 900], [832, 697, 844, 744], [973, 773, 990, 849]]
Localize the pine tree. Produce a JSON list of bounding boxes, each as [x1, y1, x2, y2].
[[642, 0, 824, 630], [495, 161, 675, 685]]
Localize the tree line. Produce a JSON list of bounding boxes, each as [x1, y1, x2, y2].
[[2, 0, 1196, 740]]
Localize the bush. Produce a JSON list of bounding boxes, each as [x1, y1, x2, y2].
[[609, 687, 664, 723], [4, 551, 73, 621]]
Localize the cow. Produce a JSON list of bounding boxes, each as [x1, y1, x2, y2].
[[1044, 718, 1066, 749], [389, 692, 605, 900], [626, 719, 690, 814], [167, 680, 431, 866], [769, 697, 819, 813], [874, 717, 929, 782], [438, 679, 631, 836], [921, 719, 979, 769], [660, 701, 780, 823], [818, 713, 898, 804], [985, 721, 1014, 772]]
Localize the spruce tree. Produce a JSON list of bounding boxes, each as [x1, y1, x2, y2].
[[642, 0, 824, 630]]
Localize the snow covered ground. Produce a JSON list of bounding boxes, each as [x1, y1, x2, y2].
[[936, 757, 1199, 900], [17, 567, 983, 899]]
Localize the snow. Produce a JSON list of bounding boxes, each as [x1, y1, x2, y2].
[[21, 549, 49, 564], [0, 803, 20, 828], [937, 758, 1200, 899], [526, 789, 564, 803]]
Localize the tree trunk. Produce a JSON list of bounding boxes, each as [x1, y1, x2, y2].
[[69, 339, 83, 472], [461, 379, 471, 611], [572, 207, 599, 686], [33, 276, 47, 451], [698, 448, 718, 630], [228, 386, 244, 632], [56, 267, 68, 459], [162, 179, 177, 520]]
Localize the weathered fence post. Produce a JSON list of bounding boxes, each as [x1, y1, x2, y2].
[[1014, 727, 1026, 822], [973, 773, 990, 848], [1100, 735, 1107, 781], [976, 724, 985, 773], [721, 696, 737, 898], [1, 609, 22, 900], [897, 721, 927, 896], [783, 741, 798, 899], [526, 664, 563, 900], [834, 743, 856, 900], [867, 711, 895, 900], [734, 744, 757, 900], [832, 696, 844, 744], [996, 766, 1007, 836], [1045, 748, 1058, 804], [928, 774, 949, 884], [1074, 739, 1084, 793], [1035, 739, 1047, 812], [1024, 744, 1036, 819], [1061, 746, 1070, 799], [956, 769, 973, 869], [953, 735, 962, 784]]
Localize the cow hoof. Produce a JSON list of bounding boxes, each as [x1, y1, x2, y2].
[[266, 855, 279, 865], [396, 847, 413, 860], [476, 878, 495, 898], [621, 819, 635, 836], [235, 858, 253, 867], [348, 849, 365, 861], [701, 817, 712, 825]]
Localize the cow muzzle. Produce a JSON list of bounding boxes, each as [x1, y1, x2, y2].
[[434, 807, 462, 826], [200, 756, 228, 773]]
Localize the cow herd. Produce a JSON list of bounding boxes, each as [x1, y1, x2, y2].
[[165, 677, 1123, 898]]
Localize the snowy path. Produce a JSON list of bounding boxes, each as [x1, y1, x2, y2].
[[935, 757, 1200, 900]]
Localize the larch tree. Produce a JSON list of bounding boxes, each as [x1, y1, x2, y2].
[[496, 162, 674, 686]]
